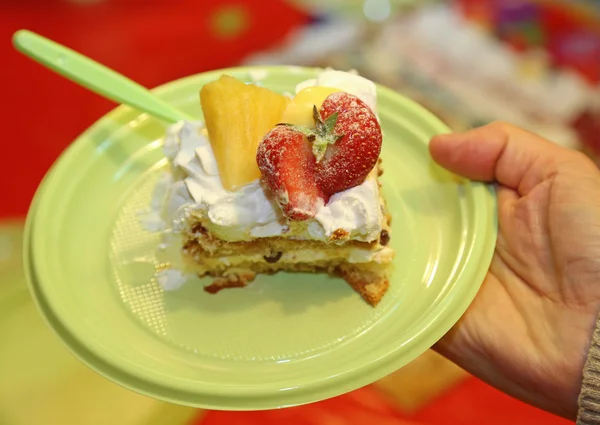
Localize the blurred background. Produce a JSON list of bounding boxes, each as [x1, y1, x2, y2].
[[2, 0, 600, 424]]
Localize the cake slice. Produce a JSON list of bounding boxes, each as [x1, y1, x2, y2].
[[159, 69, 394, 306]]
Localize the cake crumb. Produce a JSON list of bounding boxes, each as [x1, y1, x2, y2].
[[204, 271, 256, 294], [330, 229, 350, 241]]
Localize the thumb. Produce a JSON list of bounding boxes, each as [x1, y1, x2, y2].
[[429, 122, 581, 195]]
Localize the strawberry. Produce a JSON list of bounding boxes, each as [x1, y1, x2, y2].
[[256, 125, 324, 220], [257, 92, 382, 221], [314, 92, 382, 196]]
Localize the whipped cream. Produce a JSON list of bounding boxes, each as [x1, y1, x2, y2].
[[156, 269, 188, 291], [158, 69, 384, 243]]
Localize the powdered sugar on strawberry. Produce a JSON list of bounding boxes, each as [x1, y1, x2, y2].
[[257, 92, 382, 221], [257, 126, 324, 220], [316, 92, 382, 196]]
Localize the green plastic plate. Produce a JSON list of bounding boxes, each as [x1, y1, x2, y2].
[[25, 66, 497, 410], [0, 221, 198, 425]]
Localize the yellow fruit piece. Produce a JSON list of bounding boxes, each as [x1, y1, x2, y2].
[[282, 86, 340, 128], [200, 75, 290, 191]]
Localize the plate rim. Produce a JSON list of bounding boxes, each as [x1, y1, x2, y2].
[[25, 65, 498, 410]]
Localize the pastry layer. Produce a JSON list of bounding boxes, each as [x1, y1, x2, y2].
[[184, 249, 391, 307], [176, 161, 394, 305]]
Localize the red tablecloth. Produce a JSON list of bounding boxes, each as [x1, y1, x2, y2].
[[197, 380, 571, 425], [1, 0, 309, 219]]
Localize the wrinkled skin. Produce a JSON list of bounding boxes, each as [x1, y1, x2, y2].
[[429, 122, 600, 420]]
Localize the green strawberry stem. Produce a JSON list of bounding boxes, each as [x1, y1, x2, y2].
[[311, 106, 342, 162], [276, 105, 343, 162]]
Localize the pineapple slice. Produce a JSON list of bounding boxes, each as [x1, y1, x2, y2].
[[200, 75, 289, 191], [281, 86, 340, 128]]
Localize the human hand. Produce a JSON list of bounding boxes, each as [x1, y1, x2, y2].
[[429, 122, 600, 420]]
